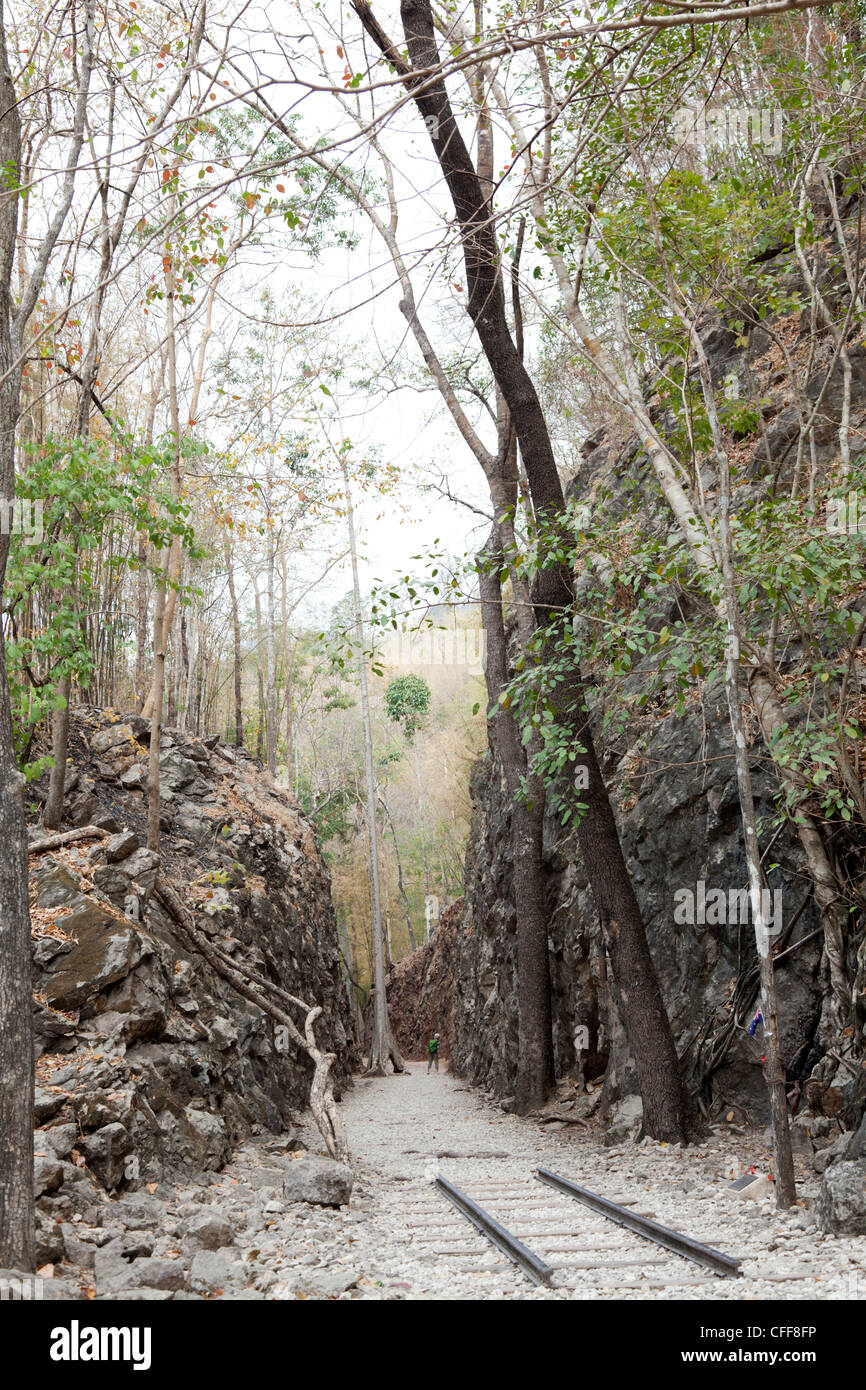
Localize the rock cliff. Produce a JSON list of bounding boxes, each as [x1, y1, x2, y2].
[[377, 902, 459, 1061], [28, 708, 354, 1246], [451, 223, 866, 1141]]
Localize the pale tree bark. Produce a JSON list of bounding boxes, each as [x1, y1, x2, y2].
[[265, 458, 277, 776], [146, 570, 167, 852], [280, 549, 295, 788], [135, 351, 168, 711], [411, 730, 431, 907], [340, 453, 403, 1075], [690, 329, 796, 1206], [146, 189, 184, 853], [141, 187, 183, 724], [224, 531, 243, 746], [380, 793, 417, 950], [42, 675, 70, 829], [253, 581, 265, 761], [0, 0, 95, 1270]]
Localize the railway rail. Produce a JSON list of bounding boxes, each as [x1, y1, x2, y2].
[[399, 1166, 805, 1293]]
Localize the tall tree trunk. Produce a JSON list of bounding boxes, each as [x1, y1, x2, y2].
[[140, 187, 184, 722], [135, 353, 167, 712], [42, 674, 71, 829], [0, 630, 31, 1270], [281, 550, 294, 788], [253, 583, 264, 762], [135, 540, 149, 711], [0, 8, 30, 1271], [381, 793, 417, 950], [0, 0, 97, 1260], [146, 573, 167, 851], [341, 457, 403, 1075], [224, 534, 243, 746], [265, 486, 277, 776], [146, 190, 182, 852], [182, 611, 194, 733], [479, 529, 554, 1112], [690, 333, 796, 1205], [411, 730, 432, 906]]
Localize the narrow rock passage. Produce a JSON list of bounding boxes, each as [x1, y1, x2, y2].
[[253, 1065, 866, 1301], [78, 1065, 864, 1300]]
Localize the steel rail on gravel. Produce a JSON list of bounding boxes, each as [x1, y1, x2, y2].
[[535, 1168, 742, 1278], [434, 1174, 554, 1286]]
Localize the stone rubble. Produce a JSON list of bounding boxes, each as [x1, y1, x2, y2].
[[28, 707, 354, 1240], [24, 1063, 866, 1300]]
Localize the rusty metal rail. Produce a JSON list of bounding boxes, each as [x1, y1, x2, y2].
[[535, 1167, 742, 1278], [433, 1174, 554, 1286]]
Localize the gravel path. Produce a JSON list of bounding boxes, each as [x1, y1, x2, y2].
[[249, 1063, 866, 1301], [57, 1064, 863, 1301]]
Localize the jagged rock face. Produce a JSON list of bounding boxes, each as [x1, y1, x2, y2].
[[816, 1160, 866, 1236], [29, 709, 355, 1211], [380, 903, 459, 1060], [454, 700, 827, 1121], [454, 272, 866, 1127], [454, 757, 607, 1102]]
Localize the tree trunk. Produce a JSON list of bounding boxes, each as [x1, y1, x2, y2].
[[266, 496, 277, 776], [479, 529, 554, 1113], [748, 666, 850, 1041], [253, 583, 264, 761], [411, 730, 432, 905], [134, 540, 149, 711], [381, 793, 417, 950], [0, 8, 32, 1269], [0, 632, 32, 1270], [281, 550, 294, 788], [146, 569, 167, 852], [42, 674, 71, 829], [140, 186, 184, 722], [224, 535, 243, 746], [342, 457, 403, 1075], [690, 328, 795, 1205]]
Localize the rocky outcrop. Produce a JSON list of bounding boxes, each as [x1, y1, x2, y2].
[[379, 903, 459, 1060], [29, 708, 355, 1225], [815, 1160, 866, 1235], [454, 693, 832, 1124], [453, 222, 866, 1134]]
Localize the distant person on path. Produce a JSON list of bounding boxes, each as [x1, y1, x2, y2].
[[427, 1032, 440, 1072]]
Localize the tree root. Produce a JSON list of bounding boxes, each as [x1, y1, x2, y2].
[[154, 878, 349, 1162], [28, 825, 108, 854]]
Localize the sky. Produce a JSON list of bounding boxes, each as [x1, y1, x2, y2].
[[201, 0, 500, 624]]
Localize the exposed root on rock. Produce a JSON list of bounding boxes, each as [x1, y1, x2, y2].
[[155, 877, 349, 1163]]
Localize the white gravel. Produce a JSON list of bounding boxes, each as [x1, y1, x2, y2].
[[242, 1063, 866, 1300]]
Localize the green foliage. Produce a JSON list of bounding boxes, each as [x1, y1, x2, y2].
[[384, 673, 431, 739], [297, 776, 358, 844], [7, 430, 206, 774]]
